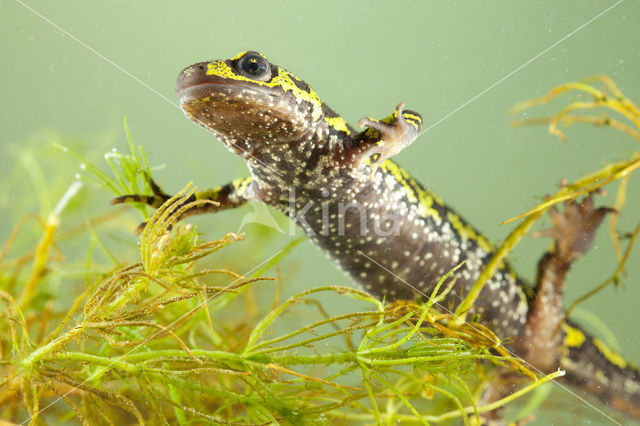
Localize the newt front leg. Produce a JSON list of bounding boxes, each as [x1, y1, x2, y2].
[[353, 102, 422, 179], [112, 176, 254, 231]]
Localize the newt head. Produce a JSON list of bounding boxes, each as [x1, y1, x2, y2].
[[176, 51, 334, 159]]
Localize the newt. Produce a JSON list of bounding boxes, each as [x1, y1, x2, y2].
[[113, 51, 640, 421]]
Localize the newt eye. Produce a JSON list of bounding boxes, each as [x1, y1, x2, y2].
[[237, 52, 270, 81]]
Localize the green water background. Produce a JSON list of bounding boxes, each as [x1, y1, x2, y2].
[[1, 1, 639, 423]]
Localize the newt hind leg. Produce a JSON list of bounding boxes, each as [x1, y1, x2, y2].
[[482, 194, 613, 423], [520, 193, 613, 371]]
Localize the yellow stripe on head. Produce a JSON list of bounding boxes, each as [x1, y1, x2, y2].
[[206, 51, 324, 121]]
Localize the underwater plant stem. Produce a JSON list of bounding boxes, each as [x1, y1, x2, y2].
[[243, 286, 382, 354], [40, 347, 506, 377], [124, 348, 358, 367], [503, 154, 640, 225], [333, 370, 564, 423], [357, 353, 511, 366], [359, 362, 382, 424], [610, 176, 629, 260], [21, 325, 87, 368], [423, 381, 468, 426], [425, 369, 564, 422], [0, 289, 30, 352], [20, 212, 59, 307], [359, 306, 429, 355], [246, 311, 379, 354], [43, 351, 263, 405], [42, 279, 94, 346], [123, 348, 249, 364], [248, 322, 375, 356], [455, 210, 544, 322], [375, 374, 430, 425], [49, 351, 140, 374]]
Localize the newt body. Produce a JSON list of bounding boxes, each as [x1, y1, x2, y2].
[[173, 52, 528, 338], [115, 51, 640, 420]]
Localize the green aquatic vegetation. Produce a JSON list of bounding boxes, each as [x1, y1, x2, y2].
[[1, 200, 557, 424], [0, 133, 557, 425]]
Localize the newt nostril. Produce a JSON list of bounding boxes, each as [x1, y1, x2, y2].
[[176, 62, 210, 94]]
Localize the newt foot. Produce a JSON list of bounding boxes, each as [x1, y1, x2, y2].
[[111, 173, 173, 209], [111, 174, 191, 234], [533, 193, 614, 264], [357, 102, 421, 179]]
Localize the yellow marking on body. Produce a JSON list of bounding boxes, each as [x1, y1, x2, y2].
[[325, 116, 351, 135], [593, 338, 628, 369], [414, 183, 445, 219], [376, 157, 493, 249], [379, 160, 417, 203], [206, 55, 323, 121], [379, 161, 443, 222], [363, 127, 379, 139], [195, 187, 221, 200], [417, 188, 441, 222], [515, 286, 529, 309], [562, 323, 586, 347], [232, 176, 253, 195], [381, 114, 394, 124], [446, 211, 494, 252]]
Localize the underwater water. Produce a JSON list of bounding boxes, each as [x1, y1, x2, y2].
[[1, 1, 639, 424]]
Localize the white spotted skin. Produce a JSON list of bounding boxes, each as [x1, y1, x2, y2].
[[249, 144, 528, 339], [177, 57, 529, 339]]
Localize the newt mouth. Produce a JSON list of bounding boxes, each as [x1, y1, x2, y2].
[[175, 60, 310, 147], [176, 62, 276, 105]]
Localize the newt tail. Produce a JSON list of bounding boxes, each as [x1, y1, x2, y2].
[[561, 323, 640, 419]]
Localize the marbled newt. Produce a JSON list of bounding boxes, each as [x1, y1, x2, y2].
[[114, 51, 640, 420]]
